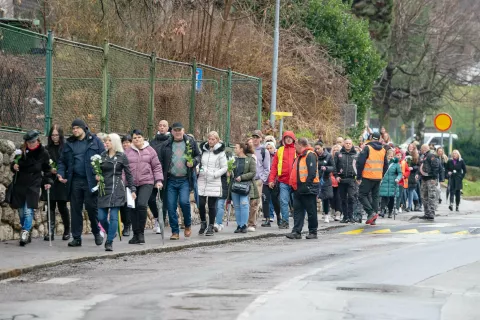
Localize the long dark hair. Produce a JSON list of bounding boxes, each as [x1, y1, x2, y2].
[[47, 124, 65, 148], [238, 141, 254, 155]]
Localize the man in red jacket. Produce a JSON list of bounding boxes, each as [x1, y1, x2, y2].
[[268, 131, 297, 229]]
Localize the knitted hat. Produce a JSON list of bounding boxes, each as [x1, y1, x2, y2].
[[71, 118, 87, 131]]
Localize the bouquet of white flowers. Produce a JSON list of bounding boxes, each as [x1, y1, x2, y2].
[[49, 159, 57, 170], [91, 154, 105, 196]]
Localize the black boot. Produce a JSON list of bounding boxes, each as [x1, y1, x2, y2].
[[105, 240, 113, 251], [68, 238, 82, 247], [456, 206, 459, 212], [44, 226, 55, 241], [138, 232, 145, 244], [128, 233, 140, 244], [199, 222, 207, 235], [449, 203, 453, 211], [413, 199, 420, 212], [122, 224, 131, 237]]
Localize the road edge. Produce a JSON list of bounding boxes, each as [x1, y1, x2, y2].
[[0, 225, 343, 281]]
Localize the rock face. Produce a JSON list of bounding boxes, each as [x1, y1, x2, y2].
[[0, 138, 208, 241]]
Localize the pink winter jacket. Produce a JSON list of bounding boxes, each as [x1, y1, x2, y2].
[[125, 141, 163, 186]]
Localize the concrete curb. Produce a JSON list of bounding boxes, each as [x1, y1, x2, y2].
[[0, 225, 343, 281]]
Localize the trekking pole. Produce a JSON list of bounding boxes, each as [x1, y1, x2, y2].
[[156, 189, 165, 245], [47, 188, 52, 247], [393, 184, 397, 220]]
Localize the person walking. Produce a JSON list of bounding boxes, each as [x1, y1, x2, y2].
[[330, 144, 342, 221], [446, 150, 466, 212], [418, 144, 440, 220], [249, 130, 271, 230], [159, 122, 201, 240], [437, 147, 448, 204], [265, 141, 281, 224], [405, 149, 421, 212], [41, 125, 70, 241], [356, 132, 388, 225], [120, 134, 133, 236], [197, 131, 228, 236], [395, 149, 410, 213], [286, 138, 320, 240], [315, 142, 333, 223], [57, 119, 105, 247], [334, 139, 357, 223], [149, 120, 171, 234], [97, 133, 136, 251], [125, 129, 164, 244], [9, 130, 53, 246], [268, 131, 297, 229], [213, 147, 231, 232], [379, 149, 402, 219], [229, 142, 257, 233]]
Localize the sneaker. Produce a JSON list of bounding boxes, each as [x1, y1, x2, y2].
[[261, 221, 271, 227], [205, 225, 214, 236], [94, 233, 104, 246], [334, 212, 341, 221], [398, 208, 402, 213], [138, 233, 145, 244], [388, 213, 392, 218], [128, 234, 140, 244], [234, 226, 242, 233], [213, 224, 219, 232], [199, 222, 207, 235], [240, 225, 248, 233], [68, 238, 82, 247], [370, 220, 377, 225], [324, 215, 330, 223], [62, 234, 71, 241], [105, 240, 113, 251], [340, 219, 349, 223], [279, 221, 290, 229], [122, 225, 130, 237], [456, 206, 459, 212], [170, 233, 180, 240], [366, 213, 379, 225], [285, 232, 301, 239], [247, 226, 256, 232], [306, 233, 318, 239], [98, 223, 106, 238], [217, 224, 224, 232], [19, 230, 29, 247], [184, 226, 192, 237], [269, 218, 274, 222], [154, 219, 161, 234]]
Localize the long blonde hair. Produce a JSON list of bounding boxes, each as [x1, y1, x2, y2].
[[452, 149, 462, 160], [105, 133, 124, 153]]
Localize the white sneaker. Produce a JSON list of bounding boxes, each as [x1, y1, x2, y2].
[[398, 208, 403, 213], [324, 215, 330, 223], [154, 219, 161, 234], [217, 224, 224, 232], [269, 218, 274, 222], [334, 212, 341, 221], [247, 226, 256, 232], [213, 224, 219, 232]]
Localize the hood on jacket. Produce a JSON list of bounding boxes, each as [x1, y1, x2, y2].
[[282, 131, 296, 146], [299, 146, 314, 157], [340, 146, 357, 155], [367, 141, 384, 151], [389, 157, 399, 164], [153, 132, 170, 143], [131, 141, 150, 151], [200, 141, 226, 154]]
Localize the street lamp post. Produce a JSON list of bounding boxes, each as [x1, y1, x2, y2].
[[270, 0, 280, 128]]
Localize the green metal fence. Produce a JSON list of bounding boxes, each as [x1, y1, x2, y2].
[[0, 23, 262, 145]]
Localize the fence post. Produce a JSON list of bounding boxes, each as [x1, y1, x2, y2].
[[148, 52, 156, 138], [257, 78, 262, 130], [44, 30, 53, 134], [226, 68, 232, 146], [101, 39, 109, 132], [189, 57, 197, 134]]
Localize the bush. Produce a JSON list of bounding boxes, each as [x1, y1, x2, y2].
[[455, 137, 480, 168]]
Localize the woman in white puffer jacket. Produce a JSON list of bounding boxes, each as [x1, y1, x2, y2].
[[197, 131, 228, 236]]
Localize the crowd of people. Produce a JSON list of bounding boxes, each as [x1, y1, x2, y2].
[[5, 119, 467, 249]]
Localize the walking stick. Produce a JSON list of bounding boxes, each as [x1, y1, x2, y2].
[[47, 188, 52, 247], [156, 188, 165, 245], [226, 200, 232, 226], [118, 210, 122, 241], [393, 184, 397, 220]]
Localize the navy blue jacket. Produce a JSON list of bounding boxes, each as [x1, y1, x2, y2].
[[57, 131, 105, 198]]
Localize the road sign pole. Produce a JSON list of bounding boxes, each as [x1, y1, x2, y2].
[[441, 132, 444, 147]]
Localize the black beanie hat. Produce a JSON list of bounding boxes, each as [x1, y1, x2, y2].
[[71, 118, 87, 131]]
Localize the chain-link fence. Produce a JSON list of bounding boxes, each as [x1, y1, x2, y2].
[[0, 23, 262, 142], [340, 104, 357, 136]]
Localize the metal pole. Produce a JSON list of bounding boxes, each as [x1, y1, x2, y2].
[[226, 68, 233, 146], [101, 39, 109, 133], [257, 79, 262, 130], [189, 57, 197, 134], [44, 30, 53, 134], [269, 0, 280, 128], [440, 132, 444, 147], [279, 117, 284, 141], [47, 188, 52, 247], [148, 52, 156, 139], [449, 131, 453, 155]]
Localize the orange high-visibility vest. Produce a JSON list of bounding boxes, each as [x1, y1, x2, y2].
[[362, 146, 386, 180], [290, 149, 319, 190]]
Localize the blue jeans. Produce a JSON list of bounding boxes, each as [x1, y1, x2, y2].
[[18, 202, 34, 231], [279, 182, 292, 223], [216, 198, 226, 225], [407, 188, 419, 209], [167, 177, 191, 234], [98, 207, 120, 242], [231, 192, 249, 227]]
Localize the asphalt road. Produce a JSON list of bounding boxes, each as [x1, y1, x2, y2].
[[1, 212, 480, 320]]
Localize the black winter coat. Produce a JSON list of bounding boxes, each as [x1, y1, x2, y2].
[[97, 151, 136, 208], [446, 158, 466, 192], [317, 150, 334, 199], [41, 143, 68, 202], [9, 145, 53, 209], [150, 132, 171, 160], [159, 134, 201, 192], [334, 147, 357, 183]]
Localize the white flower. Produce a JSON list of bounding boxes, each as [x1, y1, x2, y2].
[[91, 162, 95, 166], [91, 154, 102, 161], [14, 149, 22, 156], [49, 159, 53, 165]]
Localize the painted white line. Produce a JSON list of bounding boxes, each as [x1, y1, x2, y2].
[[38, 278, 80, 284]]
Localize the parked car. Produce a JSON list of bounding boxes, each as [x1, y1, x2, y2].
[[403, 133, 458, 149]]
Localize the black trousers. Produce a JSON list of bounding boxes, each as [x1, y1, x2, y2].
[[381, 196, 394, 214], [449, 189, 461, 206], [70, 177, 99, 239], [148, 188, 167, 222], [199, 196, 218, 225], [270, 184, 281, 221], [120, 204, 131, 228], [330, 187, 342, 213], [292, 192, 318, 235], [339, 181, 355, 220], [322, 199, 329, 215], [131, 184, 153, 235], [47, 200, 70, 235], [359, 179, 381, 216], [261, 184, 272, 220]]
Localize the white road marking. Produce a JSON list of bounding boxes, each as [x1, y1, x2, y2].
[[38, 278, 80, 284]]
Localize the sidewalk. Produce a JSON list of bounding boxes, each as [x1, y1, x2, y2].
[[0, 218, 346, 281]]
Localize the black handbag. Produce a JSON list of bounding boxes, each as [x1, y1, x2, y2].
[[5, 181, 14, 205], [231, 181, 251, 195]]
